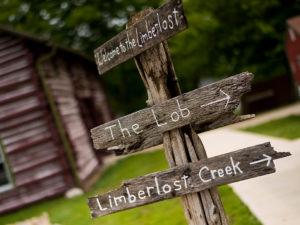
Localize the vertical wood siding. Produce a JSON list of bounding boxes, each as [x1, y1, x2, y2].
[[41, 56, 99, 182]]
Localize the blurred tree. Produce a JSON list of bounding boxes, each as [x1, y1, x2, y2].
[[0, 0, 162, 115], [169, 0, 300, 92], [0, 0, 299, 114]]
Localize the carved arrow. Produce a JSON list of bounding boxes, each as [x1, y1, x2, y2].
[[87, 142, 291, 218], [201, 89, 230, 109], [91, 72, 254, 154], [250, 154, 272, 167]]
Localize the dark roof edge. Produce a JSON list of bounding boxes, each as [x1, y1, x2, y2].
[[287, 15, 300, 36], [0, 25, 94, 63]]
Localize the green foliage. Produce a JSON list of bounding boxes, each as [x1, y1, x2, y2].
[[0, 0, 299, 114], [169, 0, 300, 93], [0, 150, 261, 225], [241, 115, 300, 140]]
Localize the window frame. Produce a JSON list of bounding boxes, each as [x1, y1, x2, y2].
[[289, 27, 296, 42], [297, 55, 300, 70], [0, 139, 15, 193]]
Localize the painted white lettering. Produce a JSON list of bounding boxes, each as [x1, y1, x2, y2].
[[114, 195, 126, 206], [230, 157, 243, 174], [95, 52, 103, 66], [162, 20, 168, 30], [146, 186, 155, 197], [136, 28, 143, 47], [171, 111, 180, 122], [199, 166, 212, 183], [142, 33, 148, 43], [126, 32, 135, 49], [177, 99, 190, 118], [174, 180, 182, 191], [132, 38, 136, 47], [225, 166, 232, 175], [210, 169, 217, 179], [119, 42, 126, 53], [172, 8, 179, 26], [162, 184, 172, 193], [154, 177, 161, 195], [138, 190, 146, 199], [181, 175, 189, 188], [132, 123, 143, 134], [118, 120, 131, 138], [126, 187, 136, 203], [154, 23, 160, 35], [152, 109, 167, 127], [218, 169, 224, 178], [157, 13, 162, 32], [146, 21, 152, 39], [96, 198, 108, 211], [152, 26, 157, 37], [108, 195, 113, 208], [168, 15, 174, 29], [105, 124, 117, 140], [103, 49, 107, 62]]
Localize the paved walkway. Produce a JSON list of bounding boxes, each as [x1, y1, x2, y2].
[[200, 103, 300, 225]]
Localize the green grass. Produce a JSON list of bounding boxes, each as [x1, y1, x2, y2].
[[0, 150, 261, 225], [241, 115, 300, 140]]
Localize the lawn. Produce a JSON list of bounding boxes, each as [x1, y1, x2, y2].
[[0, 150, 261, 225], [241, 115, 300, 140]]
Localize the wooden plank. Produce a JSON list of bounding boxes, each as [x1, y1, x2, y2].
[[0, 58, 31, 77], [0, 83, 36, 105], [94, 0, 188, 75], [0, 110, 45, 132], [0, 68, 32, 89], [88, 142, 290, 218], [113, 113, 254, 155], [0, 44, 24, 58], [91, 72, 253, 152]]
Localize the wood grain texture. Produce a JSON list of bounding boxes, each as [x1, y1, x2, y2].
[[91, 72, 253, 153], [131, 16, 227, 224], [94, 0, 188, 75], [112, 113, 255, 155], [88, 143, 291, 218]]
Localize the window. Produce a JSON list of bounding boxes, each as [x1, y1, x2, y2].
[[0, 141, 14, 192], [289, 28, 296, 42], [297, 55, 300, 70]]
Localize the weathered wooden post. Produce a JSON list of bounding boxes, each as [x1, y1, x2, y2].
[[127, 8, 227, 225], [87, 0, 291, 224]]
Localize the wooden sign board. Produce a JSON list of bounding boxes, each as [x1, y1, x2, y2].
[[91, 72, 253, 153], [94, 0, 188, 75], [112, 112, 255, 155], [88, 142, 290, 218]]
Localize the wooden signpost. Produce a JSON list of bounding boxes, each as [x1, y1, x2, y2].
[[91, 72, 252, 154], [88, 143, 290, 217], [94, 0, 187, 75], [88, 0, 291, 224]]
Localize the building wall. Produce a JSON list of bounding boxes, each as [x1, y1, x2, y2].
[[0, 33, 73, 213], [39, 55, 100, 185], [0, 30, 113, 213], [286, 27, 300, 85]]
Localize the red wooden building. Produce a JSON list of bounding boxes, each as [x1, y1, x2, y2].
[[286, 15, 300, 87], [0, 26, 113, 213]]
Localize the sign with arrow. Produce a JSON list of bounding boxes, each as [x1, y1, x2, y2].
[[200, 89, 230, 109], [88, 142, 291, 218], [88, 0, 292, 223], [91, 72, 253, 152], [250, 154, 272, 167]]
